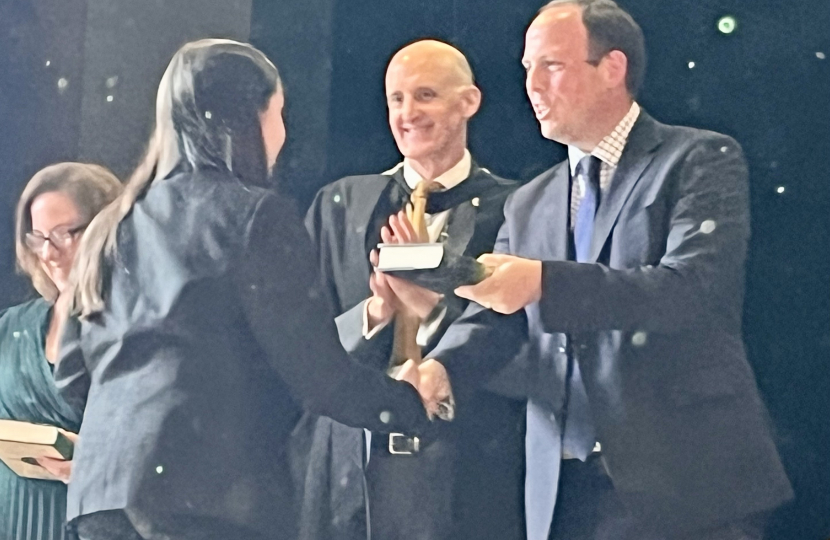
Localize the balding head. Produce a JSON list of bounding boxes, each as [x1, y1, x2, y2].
[[384, 40, 481, 180], [386, 40, 474, 89]]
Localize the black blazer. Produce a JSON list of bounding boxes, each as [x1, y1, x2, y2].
[[429, 112, 793, 537], [55, 169, 427, 538]]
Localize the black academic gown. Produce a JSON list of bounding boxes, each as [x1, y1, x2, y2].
[[297, 164, 526, 540]]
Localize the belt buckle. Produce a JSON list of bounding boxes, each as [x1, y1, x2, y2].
[[388, 433, 420, 455]]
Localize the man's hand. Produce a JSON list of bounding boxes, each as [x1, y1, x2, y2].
[[417, 359, 454, 419], [367, 249, 399, 327], [373, 210, 443, 319], [455, 253, 542, 314], [382, 210, 420, 244], [384, 274, 442, 319], [394, 359, 420, 390]]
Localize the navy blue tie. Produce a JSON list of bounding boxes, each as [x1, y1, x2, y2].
[[574, 155, 602, 263], [561, 154, 601, 461]]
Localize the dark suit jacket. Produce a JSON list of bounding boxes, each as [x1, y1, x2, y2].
[[54, 169, 428, 539], [296, 164, 525, 540], [428, 112, 793, 537]]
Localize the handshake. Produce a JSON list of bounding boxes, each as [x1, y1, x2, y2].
[[395, 359, 455, 421]]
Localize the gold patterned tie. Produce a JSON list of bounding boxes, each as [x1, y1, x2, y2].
[[388, 179, 442, 369]]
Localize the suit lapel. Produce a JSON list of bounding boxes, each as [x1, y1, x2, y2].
[[534, 165, 570, 261], [589, 113, 663, 262], [441, 165, 501, 256], [362, 170, 408, 256], [444, 201, 476, 256]]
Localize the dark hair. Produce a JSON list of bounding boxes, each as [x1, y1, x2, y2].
[[175, 41, 280, 186], [15, 163, 122, 301], [540, 0, 646, 96], [71, 39, 281, 316]]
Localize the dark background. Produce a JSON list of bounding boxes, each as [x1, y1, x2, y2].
[[2, 0, 828, 537]]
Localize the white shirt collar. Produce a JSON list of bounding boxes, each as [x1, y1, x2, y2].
[[568, 146, 590, 177], [400, 149, 472, 191]]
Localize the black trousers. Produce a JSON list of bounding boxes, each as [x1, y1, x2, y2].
[[549, 456, 768, 540], [73, 510, 266, 540], [366, 394, 525, 540]]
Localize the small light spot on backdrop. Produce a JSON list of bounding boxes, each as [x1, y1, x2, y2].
[[816, 52, 826, 60], [688, 61, 696, 69], [717, 15, 737, 35], [775, 186, 785, 194]]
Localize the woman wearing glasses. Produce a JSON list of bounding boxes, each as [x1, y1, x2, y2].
[[0, 162, 121, 540]]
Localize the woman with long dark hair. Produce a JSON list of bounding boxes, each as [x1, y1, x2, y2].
[[1, 162, 121, 540], [58, 39, 428, 540]]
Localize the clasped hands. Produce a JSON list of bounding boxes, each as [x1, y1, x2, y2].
[[367, 210, 443, 328], [368, 210, 450, 417], [392, 251, 542, 418], [369, 211, 542, 417], [395, 358, 454, 420]]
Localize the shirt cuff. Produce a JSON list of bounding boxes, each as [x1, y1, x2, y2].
[[363, 298, 391, 340], [416, 298, 447, 348]]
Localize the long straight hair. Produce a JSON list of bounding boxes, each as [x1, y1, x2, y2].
[[70, 39, 281, 317]]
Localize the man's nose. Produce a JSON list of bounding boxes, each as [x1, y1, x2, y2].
[[526, 65, 545, 95], [400, 96, 419, 122]]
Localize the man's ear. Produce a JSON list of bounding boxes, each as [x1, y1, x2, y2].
[[459, 85, 482, 119], [601, 50, 628, 91]]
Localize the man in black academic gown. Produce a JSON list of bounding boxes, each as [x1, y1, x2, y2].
[[298, 40, 525, 540]]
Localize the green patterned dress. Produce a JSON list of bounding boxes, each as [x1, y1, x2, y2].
[[0, 298, 82, 540]]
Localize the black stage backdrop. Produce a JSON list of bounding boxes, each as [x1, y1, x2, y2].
[[1, 0, 828, 537]]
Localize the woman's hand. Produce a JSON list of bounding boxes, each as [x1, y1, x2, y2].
[[35, 430, 78, 484], [34, 456, 72, 483]]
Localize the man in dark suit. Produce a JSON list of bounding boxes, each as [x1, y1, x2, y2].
[[417, 2, 794, 539], [299, 40, 524, 540]]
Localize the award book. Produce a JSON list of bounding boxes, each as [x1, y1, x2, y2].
[[0, 419, 74, 481], [376, 243, 491, 295]]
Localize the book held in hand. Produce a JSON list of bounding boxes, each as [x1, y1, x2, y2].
[[0, 419, 74, 481], [376, 243, 492, 295]]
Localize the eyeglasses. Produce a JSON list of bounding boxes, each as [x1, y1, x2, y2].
[[25, 224, 87, 253]]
